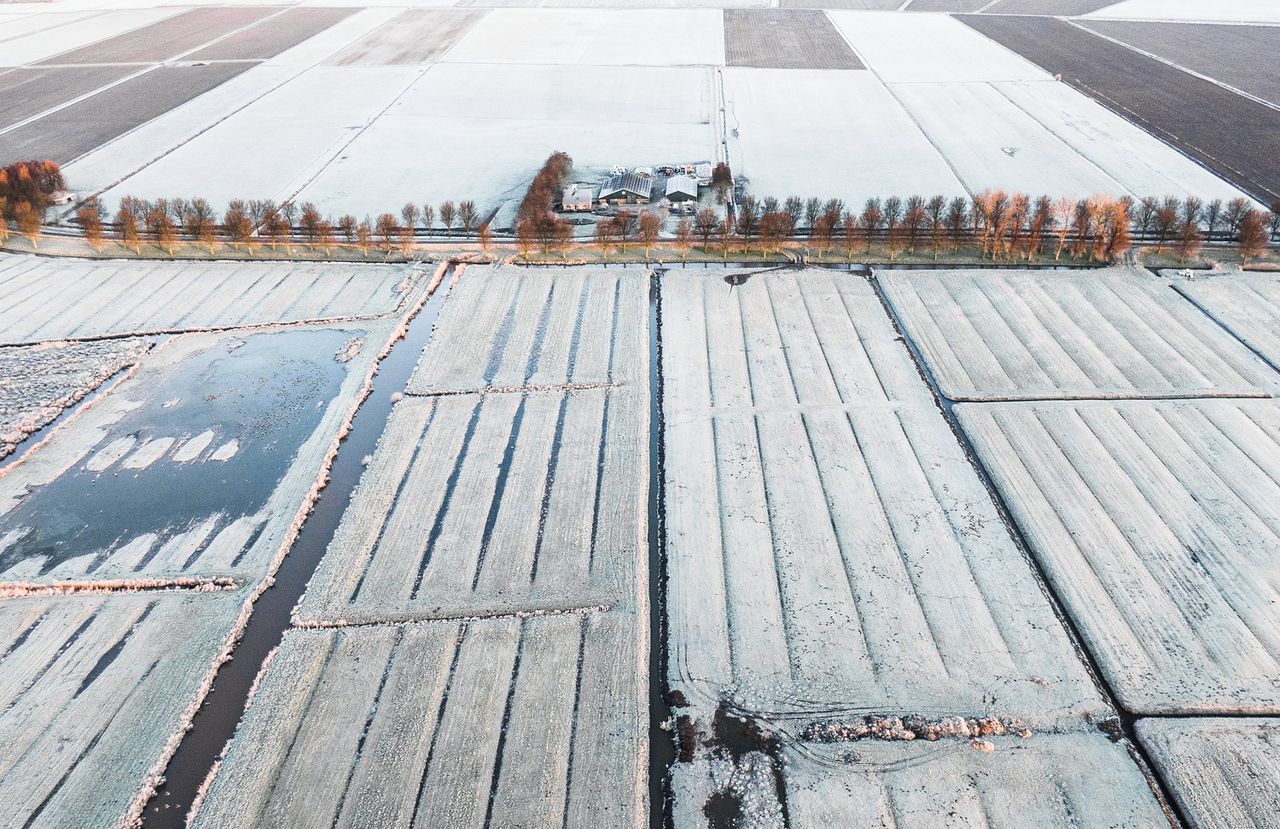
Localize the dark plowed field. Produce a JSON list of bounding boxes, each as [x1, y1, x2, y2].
[[961, 14, 1280, 203], [907, 0, 990, 11], [37, 7, 274, 65], [0, 63, 255, 166], [0, 65, 136, 130], [982, 0, 1122, 13], [1082, 20, 1280, 107], [184, 7, 356, 62], [328, 9, 487, 66], [724, 9, 865, 70], [779, 0, 902, 8]]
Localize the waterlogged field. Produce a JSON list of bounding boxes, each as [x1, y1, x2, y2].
[[0, 323, 393, 590]]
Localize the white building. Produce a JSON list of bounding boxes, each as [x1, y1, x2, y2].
[[562, 183, 595, 212]]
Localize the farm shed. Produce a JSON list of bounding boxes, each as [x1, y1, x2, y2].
[[598, 171, 652, 204], [663, 173, 698, 202]]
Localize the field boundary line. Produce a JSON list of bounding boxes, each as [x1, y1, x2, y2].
[[0, 64, 159, 137], [1066, 18, 1280, 114]]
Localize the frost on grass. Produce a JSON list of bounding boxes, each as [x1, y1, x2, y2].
[[0, 321, 391, 588], [0, 337, 149, 460], [297, 384, 647, 625], [1137, 718, 1280, 829], [1174, 271, 1280, 371], [0, 253, 417, 345], [958, 399, 1280, 714], [406, 265, 648, 394], [189, 612, 644, 829], [879, 267, 1280, 401], [663, 270, 1105, 731], [0, 590, 244, 829]]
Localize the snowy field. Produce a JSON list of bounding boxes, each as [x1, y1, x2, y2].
[[407, 266, 648, 393], [958, 399, 1280, 714], [1137, 719, 1280, 829], [663, 271, 1105, 726], [0, 322, 392, 589], [1173, 272, 1280, 371], [296, 387, 646, 624], [0, 337, 149, 460], [723, 68, 966, 203], [879, 268, 1280, 401], [0, 254, 416, 344], [675, 735, 1171, 829], [1086, 0, 1280, 24], [0, 591, 245, 829], [189, 614, 644, 829], [0, 7, 180, 66]]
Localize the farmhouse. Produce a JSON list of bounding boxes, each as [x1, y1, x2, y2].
[[598, 171, 652, 205], [663, 174, 698, 203], [561, 183, 595, 211]]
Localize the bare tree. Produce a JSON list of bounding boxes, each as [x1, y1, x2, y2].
[[401, 202, 420, 234], [459, 200, 478, 233], [375, 213, 399, 252], [356, 220, 372, 257], [316, 219, 336, 255], [14, 201, 41, 248], [477, 222, 493, 257], [639, 210, 661, 260], [420, 203, 434, 233], [1051, 197, 1074, 260], [675, 217, 693, 262], [338, 215, 358, 244], [1239, 209, 1269, 265], [1153, 197, 1178, 253], [783, 197, 804, 230], [1268, 202, 1280, 241], [1204, 198, 1222, 240], [904, 195, 927, 254], [1135, 196, 1158, 239], [299, 202, 322, 246], [1176, 220, 1203, 265], [594, 219, 614, 261], [147, 208, 177, 255], [711, 163, 732, 203], [811, 211, 836, 257], [77, 202, 104, 251], [841, 211, 858, 262], [554, 217, 573, 260], [736, 195, 760, 243], [695, 208, 719, 251], [945, 197, 968, 253], [1224, 197, 1250, 238], [116, 202, 142, 254], [613, 209, 637, 252], [265, 209, 291, 253], [224, 202, 253, 251], [517, 218, 536, 257], [439, 201, 455, 234], [804, 197, 822, 230], [860, 198, 883, 253]]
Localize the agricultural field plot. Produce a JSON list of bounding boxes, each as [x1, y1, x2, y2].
[[904, 0, 991, 11], [957, 399, 1280, 714], [1137, 718, 1280, 829], [0, 255, 416, 343], [1174, 273, 1280, 371], [982, 0, 1124, 12], [1080, 20, 1280, 108], [723, 9, 863, 70], [0, 337, 150, 461], [0, 591, 245, 829], [663, 271, 1106, 729], [0, 65, 139, 131], [829, 11, 1049, 83], [296, 62, 715, 223], [183, 7, 358, 62], [0, 10, 109, 46], [0, 7, 181, 67], [959, 14, 1280, 204], [441, 8, 724, 65], [296, 387, 646, 624], [779, 0, 902, 7], [93, 64, 424, 214], [878, 268, 1280, 401], [723, 68, 966, 203], [0, 322, 392, 589], [35, 6, 275, 66], [327, 8, 489, 65], [1086, 0, 1280, 24], [189, 613, 644, 829], [674, 734, 1170, 828], [407, 266, 647, 393], [0, 63, 257, 167]]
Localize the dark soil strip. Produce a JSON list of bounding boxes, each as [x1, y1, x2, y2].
[[959, 14, 1280, 204], [139, 269, 455, 829], [981, 0, 1133, 15], [724, 9, 864, 70], [0, 65, 137, 131], [37, 7, 275, 65], [0, 63, 257, 166], [185, 7, 358, 62]]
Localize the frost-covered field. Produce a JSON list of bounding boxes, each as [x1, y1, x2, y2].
[[1137, 718, 1280, 829], [0, 321, 393, 589], [1173, 272, 1280, 371], [0, 337, 149, 459], [407, 266, 648, 393], [0, 7, 180, 66], [0, 254, 415, 344], [958, 399, 1280, 714], [675, 736, 1171, 828], [880, 268, 1280, 401], [190, 614, 644, 828], [297, 387, 645, 624], [723, 68, 967, 203], [0, 591, 245, 829], [1086, 0, 1280, 23]]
